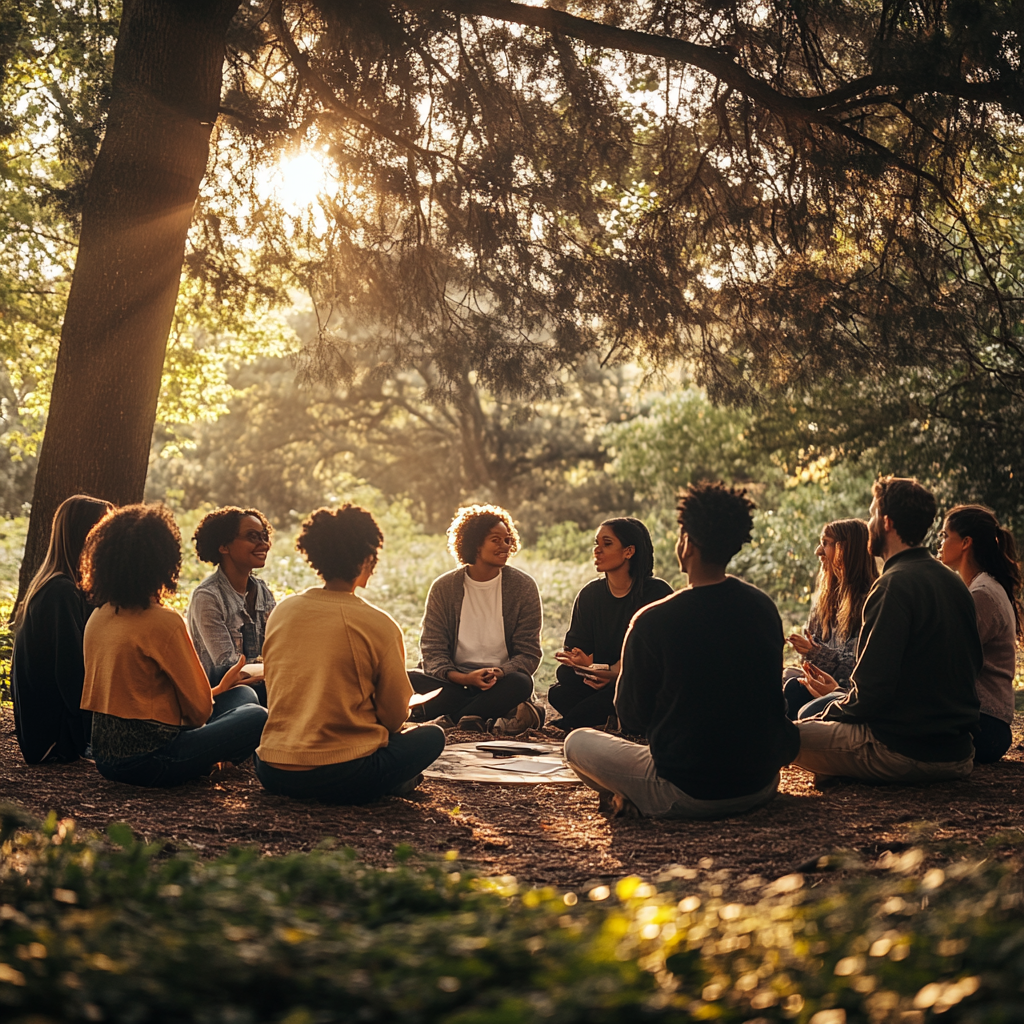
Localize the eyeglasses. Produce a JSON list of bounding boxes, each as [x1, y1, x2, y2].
[[239, 530, 270, 544]]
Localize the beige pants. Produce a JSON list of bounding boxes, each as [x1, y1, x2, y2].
[[794, 721, 973, 783], [563, 729, 779, 819]]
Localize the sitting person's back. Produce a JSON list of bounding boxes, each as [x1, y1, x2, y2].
[[794, 476, 983, 784], [259, 587, 411, 766], [565, 482, 799, 819], [619, 577, 798, 801], [255, 504, 444, 805], [831, 547, 981, 760]]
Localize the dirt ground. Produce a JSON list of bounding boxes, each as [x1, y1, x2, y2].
[[2, 704, 1023, 890]]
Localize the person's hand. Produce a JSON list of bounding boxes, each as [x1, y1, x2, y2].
[[582, 673, 613, 691], [555, 648, 593, 668], [240, 663, 265, 681], [787, 630, 819, 657], [452, 667, 500, 690], [211, 655, 247, 696], [799, 661, 838, 698]]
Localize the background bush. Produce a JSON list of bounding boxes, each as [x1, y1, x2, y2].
[[1, 809, 1022, 1023]]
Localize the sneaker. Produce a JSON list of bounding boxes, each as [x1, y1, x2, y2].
[[491, 701, 543, 737], [455, 715, 488, 732], [426, 715, 457, 731]]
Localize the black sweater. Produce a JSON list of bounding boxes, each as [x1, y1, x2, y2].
[[11, 575, 94, 763], [830, 547, 982, 762], [615, 577, 800, 800], [563, 576, 674, 665]]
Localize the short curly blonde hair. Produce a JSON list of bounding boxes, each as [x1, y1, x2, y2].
[[446, 504, 521, 565]]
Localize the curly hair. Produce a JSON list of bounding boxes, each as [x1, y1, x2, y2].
[[81, 504, 182, 610], [676, 482, 756, 567], [446, 504, 520, 566], [872, 476, 936, 546], [193, 506, 272, 564], [296, 505, 383, 582]]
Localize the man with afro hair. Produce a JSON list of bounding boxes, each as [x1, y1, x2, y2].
[[565, 482, 799, 818]]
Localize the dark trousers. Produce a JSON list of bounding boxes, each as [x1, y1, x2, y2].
[[975, 713, 1012, 764], [95, 685, 267, 788], [408, 669, 533, 722], [547, 664, 615, 732], [254, 724, 446, 804]]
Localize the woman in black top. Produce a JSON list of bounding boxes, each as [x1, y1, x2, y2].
[[11, 494, 112, 762], [548, 517, 672, 732]]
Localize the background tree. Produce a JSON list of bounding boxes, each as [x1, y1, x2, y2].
[[10, 0, 1024, 599]]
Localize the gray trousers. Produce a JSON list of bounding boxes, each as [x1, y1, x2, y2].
[[794, 721, 973, 782], [563, 729, 779, 819]]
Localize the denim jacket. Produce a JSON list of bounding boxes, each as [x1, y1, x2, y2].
[[186, 567, 276, 677]]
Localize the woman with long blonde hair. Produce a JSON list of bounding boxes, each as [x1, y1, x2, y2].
[[783, 517, 878, 719], [11, 494, 112, 762]]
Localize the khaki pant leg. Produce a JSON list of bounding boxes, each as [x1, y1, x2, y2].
[[795, 721, 973, 783], [563, 729, 686, 817]]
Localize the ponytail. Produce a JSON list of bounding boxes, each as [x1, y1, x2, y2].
[[946, 505, 1023, 641]]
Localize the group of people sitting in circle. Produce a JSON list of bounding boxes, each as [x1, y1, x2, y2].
[[9, 472, 1021, 819]]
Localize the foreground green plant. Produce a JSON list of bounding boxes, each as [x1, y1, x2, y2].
[[1, 809, 1022, 1023]]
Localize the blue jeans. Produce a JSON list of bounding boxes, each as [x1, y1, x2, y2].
[[254, 724, 446, 805], [95, 686, 267, 788]]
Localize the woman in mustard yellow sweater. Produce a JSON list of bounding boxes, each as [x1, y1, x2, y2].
[[81, 504, 267, 787], [255, 504, 445, 803]]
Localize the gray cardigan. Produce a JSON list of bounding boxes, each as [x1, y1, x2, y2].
[[419, 564, 543, 680]]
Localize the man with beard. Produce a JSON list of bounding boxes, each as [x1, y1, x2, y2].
[[793, 476, 983, 784]]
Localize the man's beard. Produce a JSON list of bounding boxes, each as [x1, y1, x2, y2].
[[869, 524, 887, 558]]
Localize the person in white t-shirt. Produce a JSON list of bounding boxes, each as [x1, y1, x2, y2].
[[940, 503, 1022, 764], [409, 504, 544, 735]]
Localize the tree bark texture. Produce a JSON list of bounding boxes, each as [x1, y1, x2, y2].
[[18, 0, 241, 602]]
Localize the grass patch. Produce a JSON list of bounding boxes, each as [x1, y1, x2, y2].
[[1, 807, 1023, 1023]]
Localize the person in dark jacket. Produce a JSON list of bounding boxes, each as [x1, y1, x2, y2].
[[549, 517, 672, 732], [11, 494, 112, 763], [564, 483, 799, 818], [794, 476, 983, 784]]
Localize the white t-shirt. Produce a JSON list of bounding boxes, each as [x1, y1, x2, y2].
[[455, 571, 508, 668]]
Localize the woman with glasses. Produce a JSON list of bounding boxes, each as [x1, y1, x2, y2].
[[408, 504, 544, 735], [187, 506, 275, 704], [255, 504, 444, 803]]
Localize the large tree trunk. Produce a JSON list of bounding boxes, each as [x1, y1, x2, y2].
[[17, 0, 241, 603]]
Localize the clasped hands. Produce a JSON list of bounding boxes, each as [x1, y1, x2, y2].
[[447, 667, 504, 690]]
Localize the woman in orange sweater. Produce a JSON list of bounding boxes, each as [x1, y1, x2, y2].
[[256, 504, 445, 803], [81, 505, 267, 787]]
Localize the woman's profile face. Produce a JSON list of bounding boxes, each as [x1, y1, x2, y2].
[[593, 524, 634, 575], [939, 522, 966, 570], [815, 533, 837, 571]]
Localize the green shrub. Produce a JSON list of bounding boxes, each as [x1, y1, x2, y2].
[[2, 809, 1023, 1023]]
